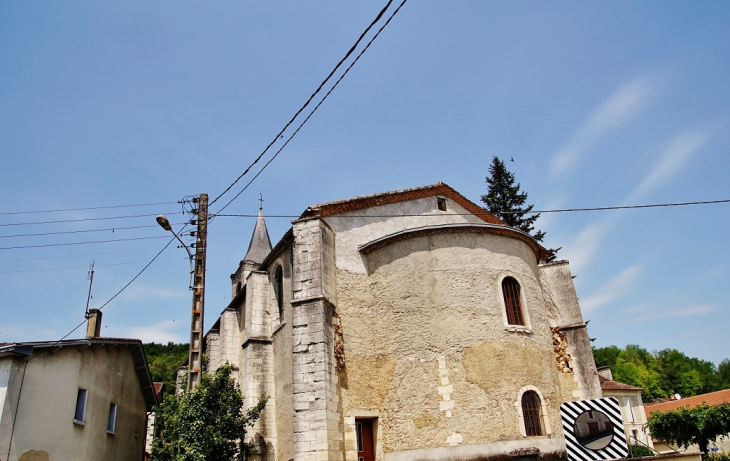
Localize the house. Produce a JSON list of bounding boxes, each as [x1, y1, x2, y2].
[[205, 182, 602, 461], [645, 388, 730, 454], [0, 310, 158, 461], [597, 367, 654, 450]]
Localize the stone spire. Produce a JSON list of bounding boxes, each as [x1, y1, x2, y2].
[[243, 206, 272, 265], [231, 200, 273, 299]]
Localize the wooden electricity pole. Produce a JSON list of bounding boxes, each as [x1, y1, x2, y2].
[[187, 193, 208, 391]]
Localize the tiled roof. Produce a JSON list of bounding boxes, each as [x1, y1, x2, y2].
[[299, 182, 505, 225], [297, 182, 553, 261], [599, 375, 644, 391], [644, 388, 730, 417]]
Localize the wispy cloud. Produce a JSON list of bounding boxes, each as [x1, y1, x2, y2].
[[558, 212, 624, 274], [628, 129, 712, 200], [580, 264, 642, 312], [119, 284, 188, 302], [117, 320, 186, 343], [629, 304, 717, 324], [550, 76, 658, 179]]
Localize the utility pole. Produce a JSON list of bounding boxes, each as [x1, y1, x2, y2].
[[187, 193, 208, 391]]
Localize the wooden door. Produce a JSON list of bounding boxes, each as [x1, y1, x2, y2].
[[356, 418, 375, 461]]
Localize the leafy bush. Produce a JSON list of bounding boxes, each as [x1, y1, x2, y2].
[[630, 444, 655, 458]]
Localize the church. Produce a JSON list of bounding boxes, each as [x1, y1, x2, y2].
[[204, 182, 602, 461]]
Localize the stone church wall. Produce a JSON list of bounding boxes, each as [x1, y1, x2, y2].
[[335, 231, 565, 459]]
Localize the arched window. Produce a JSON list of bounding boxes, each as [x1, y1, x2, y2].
[[521, 391, 543, 436], [273, 266, 284, 320], [502, 277, 524, 325]]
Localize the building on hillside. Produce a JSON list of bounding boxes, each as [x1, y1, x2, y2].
[[645, 388, 730, 454], [204, 182, 602, 461], [597, 367, 654, 450], [0, 311, 158, 461]]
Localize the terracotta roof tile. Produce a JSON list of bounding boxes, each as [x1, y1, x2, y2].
[[296, 182, 553, 262], [599, 375, 644, 391], [299, 182, 506, 225], [644, 389, 730, 417]]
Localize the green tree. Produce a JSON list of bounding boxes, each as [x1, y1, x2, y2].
[[481, 156, 559, 259], [719, 360, 730, 388], [593, 345, 622, 369], [144, 342, 190, 393], [151, 364, 267, 461], [646, 403, 730, 459]]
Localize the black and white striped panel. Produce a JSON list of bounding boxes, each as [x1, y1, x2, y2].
[[560, 398, 629, 461]]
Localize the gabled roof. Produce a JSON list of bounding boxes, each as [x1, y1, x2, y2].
[[298, 182, 552, 261], [644, 388, 730, 417], [243, 208, 272, 264], [599, 375, 644, 391], [0, 337, 158, 409], [299, 182, 505, 225]]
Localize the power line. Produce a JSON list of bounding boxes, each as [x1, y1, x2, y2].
[[0, 235, 170, 251], [0, 201, 178, 217], [0, 212, 183, 228], [213, 0, 409, 215], [45, 236, 177, 348], [0, 248, 164, 263], [0, 222, 187, 240], [0, 256, 188, 274], [209, 0, 400, 208], [212, 198, 730, 219]]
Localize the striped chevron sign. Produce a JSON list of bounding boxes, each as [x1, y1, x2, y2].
[[560, 398, 629, 461]]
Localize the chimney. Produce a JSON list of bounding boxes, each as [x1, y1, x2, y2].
[[596, 366, 613, 381], [86, 308, 102, 338]]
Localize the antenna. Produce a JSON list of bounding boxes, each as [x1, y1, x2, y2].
[[85, 261, 95, 318]]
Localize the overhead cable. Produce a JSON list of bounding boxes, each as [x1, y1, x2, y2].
[[213, 0, 409, 215], [0, 248, 164, 263], [0, 235, 170, 251], [212, 198, 730, 219], [0, 212, 182, 228], [0, 201, 177, 216], [209, 0, 400, 208], [0, 256, 188, 274], [0, 222, 187, 240]]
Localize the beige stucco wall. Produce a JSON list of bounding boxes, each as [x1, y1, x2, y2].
[[602, 389, 653, 449], [336, 230, 565, 457], [0, 346, 148, 461]]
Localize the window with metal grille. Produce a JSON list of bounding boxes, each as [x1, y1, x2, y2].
[[522, 391, 543, 436], [502, 277, 524, 325]]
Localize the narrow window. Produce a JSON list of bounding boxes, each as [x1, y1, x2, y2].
[[437, 197, 447, 211], [107, 403, 118, 434], [274, 266, 284, 320], [502, 277, 524, 325], [522, 391, 543, 436], [74, 388, 88, 423]]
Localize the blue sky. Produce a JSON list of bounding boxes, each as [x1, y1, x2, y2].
[[1, 1, 728, 365]]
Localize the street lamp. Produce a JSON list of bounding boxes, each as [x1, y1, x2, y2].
[[156, 215, 193, 287]]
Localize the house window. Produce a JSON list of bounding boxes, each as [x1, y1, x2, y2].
[[74, 388, 88, 423], [437, 197, 447, 211], [273, 266, 284, 320], [502, 277, 524, 325], [107, 403, 118, 434], [522, 391, 543, 436]]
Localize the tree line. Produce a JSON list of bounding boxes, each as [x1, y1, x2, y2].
[[593, 344, 730, 401], [144, 342, 190, 393]]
